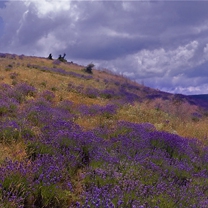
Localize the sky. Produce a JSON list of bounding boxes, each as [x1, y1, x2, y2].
[[1, 0, 208, 95]]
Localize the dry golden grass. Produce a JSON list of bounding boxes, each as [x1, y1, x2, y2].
[[116, 101, 208, 143], [0, 55, 109, 105], [75, 114, 117, 131], [0, 141, 27, 163], [175, 119, 208, 144]]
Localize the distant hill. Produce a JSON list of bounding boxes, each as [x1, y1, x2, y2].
[[186, 94, 208, 109], [188, 94, 208, 101]]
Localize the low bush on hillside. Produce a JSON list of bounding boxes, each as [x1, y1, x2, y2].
[[84, 63, 94, 74]]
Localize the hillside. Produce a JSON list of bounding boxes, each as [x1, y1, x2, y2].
[[188, 94, 208, 103], [0, 53, 208, 207]]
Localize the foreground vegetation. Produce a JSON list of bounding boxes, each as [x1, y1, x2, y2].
[[0, 53, 208, 207]]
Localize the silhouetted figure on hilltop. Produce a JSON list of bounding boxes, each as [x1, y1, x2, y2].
[[48, 53, 53, 60], [58, 53, 67, 62]]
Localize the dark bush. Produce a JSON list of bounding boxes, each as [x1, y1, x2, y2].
[[47, 53, 53, 60], [58, 53, 67, 62], [84, 63, 94, 74]]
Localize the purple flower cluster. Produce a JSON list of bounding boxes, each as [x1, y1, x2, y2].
[[191, 112, 202, 122], [79, 122, 208, 207], [0, 120, 20, 143], [120, 82, 140, 92], [0, 53, 18, 59], [1, 76, 208, 207], [70, 84, 141, 103], [84, 87, 100, 98], [2, 83, 37, 103], [100, 89, 116, 99], [0, 98, 17, 117], [40, 90, 55, 102]]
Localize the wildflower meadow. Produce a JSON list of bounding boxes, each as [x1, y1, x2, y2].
[[0, 53, 208, 207]]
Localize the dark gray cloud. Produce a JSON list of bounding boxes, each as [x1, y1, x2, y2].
[[1, 0, 208, 94]]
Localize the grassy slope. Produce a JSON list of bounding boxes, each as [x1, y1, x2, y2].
[[0, 53, 207, 159], [1, 53, 208, 207], [1, 54, 207, 143]]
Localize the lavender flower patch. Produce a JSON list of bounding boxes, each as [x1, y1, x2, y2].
[[52, 59, 61, 65], [103, 78, 109, 85], [27, 64, 41, 70], [75, 85, 85, 94], [0, 85, 19, 116], [119, 89, 141, 103], [101, 104, 117, 118], [19, 54, 24, 60], [68, 71, 93, 80], [84, 87, 100, 98], [146, 94, 161, 100], [9, 54, 17, 59], [0, 83, 12, 92], [23, 98, 73, 128], [40, 90, 55, 102], [68, 83, 77, 93], [0, 155, 74, 208], [5, 64, 13, 71], [113, 81, 120, 86], [14, 83, 36, 96], [0, 53, 7, 58], [191, 112, 202, 122], [68, 83, 85, 94], [23, 99, 53, 127], [0, 119, 20, 143], [0, 81, 208, 207], [100, 89, 116, 99], [0, 98, 18, 117], [57, 100, 74, 112], [0, 116, 208, 207], [77, 123, 208, 207], [50, 67, 68, 75], [7, 83, 37, 103], [120, 82, 140, 91]]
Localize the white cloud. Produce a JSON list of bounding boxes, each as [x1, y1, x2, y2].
[[101, 27, 131, 38], [95, 40, 208, 95], [100, 40, 199, 79], [36, 33, 67, 54], [164, 84, 208, 95], [30, 1, 71, 18], [136, 40, 198, 73]]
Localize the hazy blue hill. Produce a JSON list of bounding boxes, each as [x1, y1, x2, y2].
[[188, 94, 208, 101], [187, 94, 208, 108]]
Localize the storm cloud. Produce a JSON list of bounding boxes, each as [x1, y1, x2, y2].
[[1, 0, 208, 94]]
